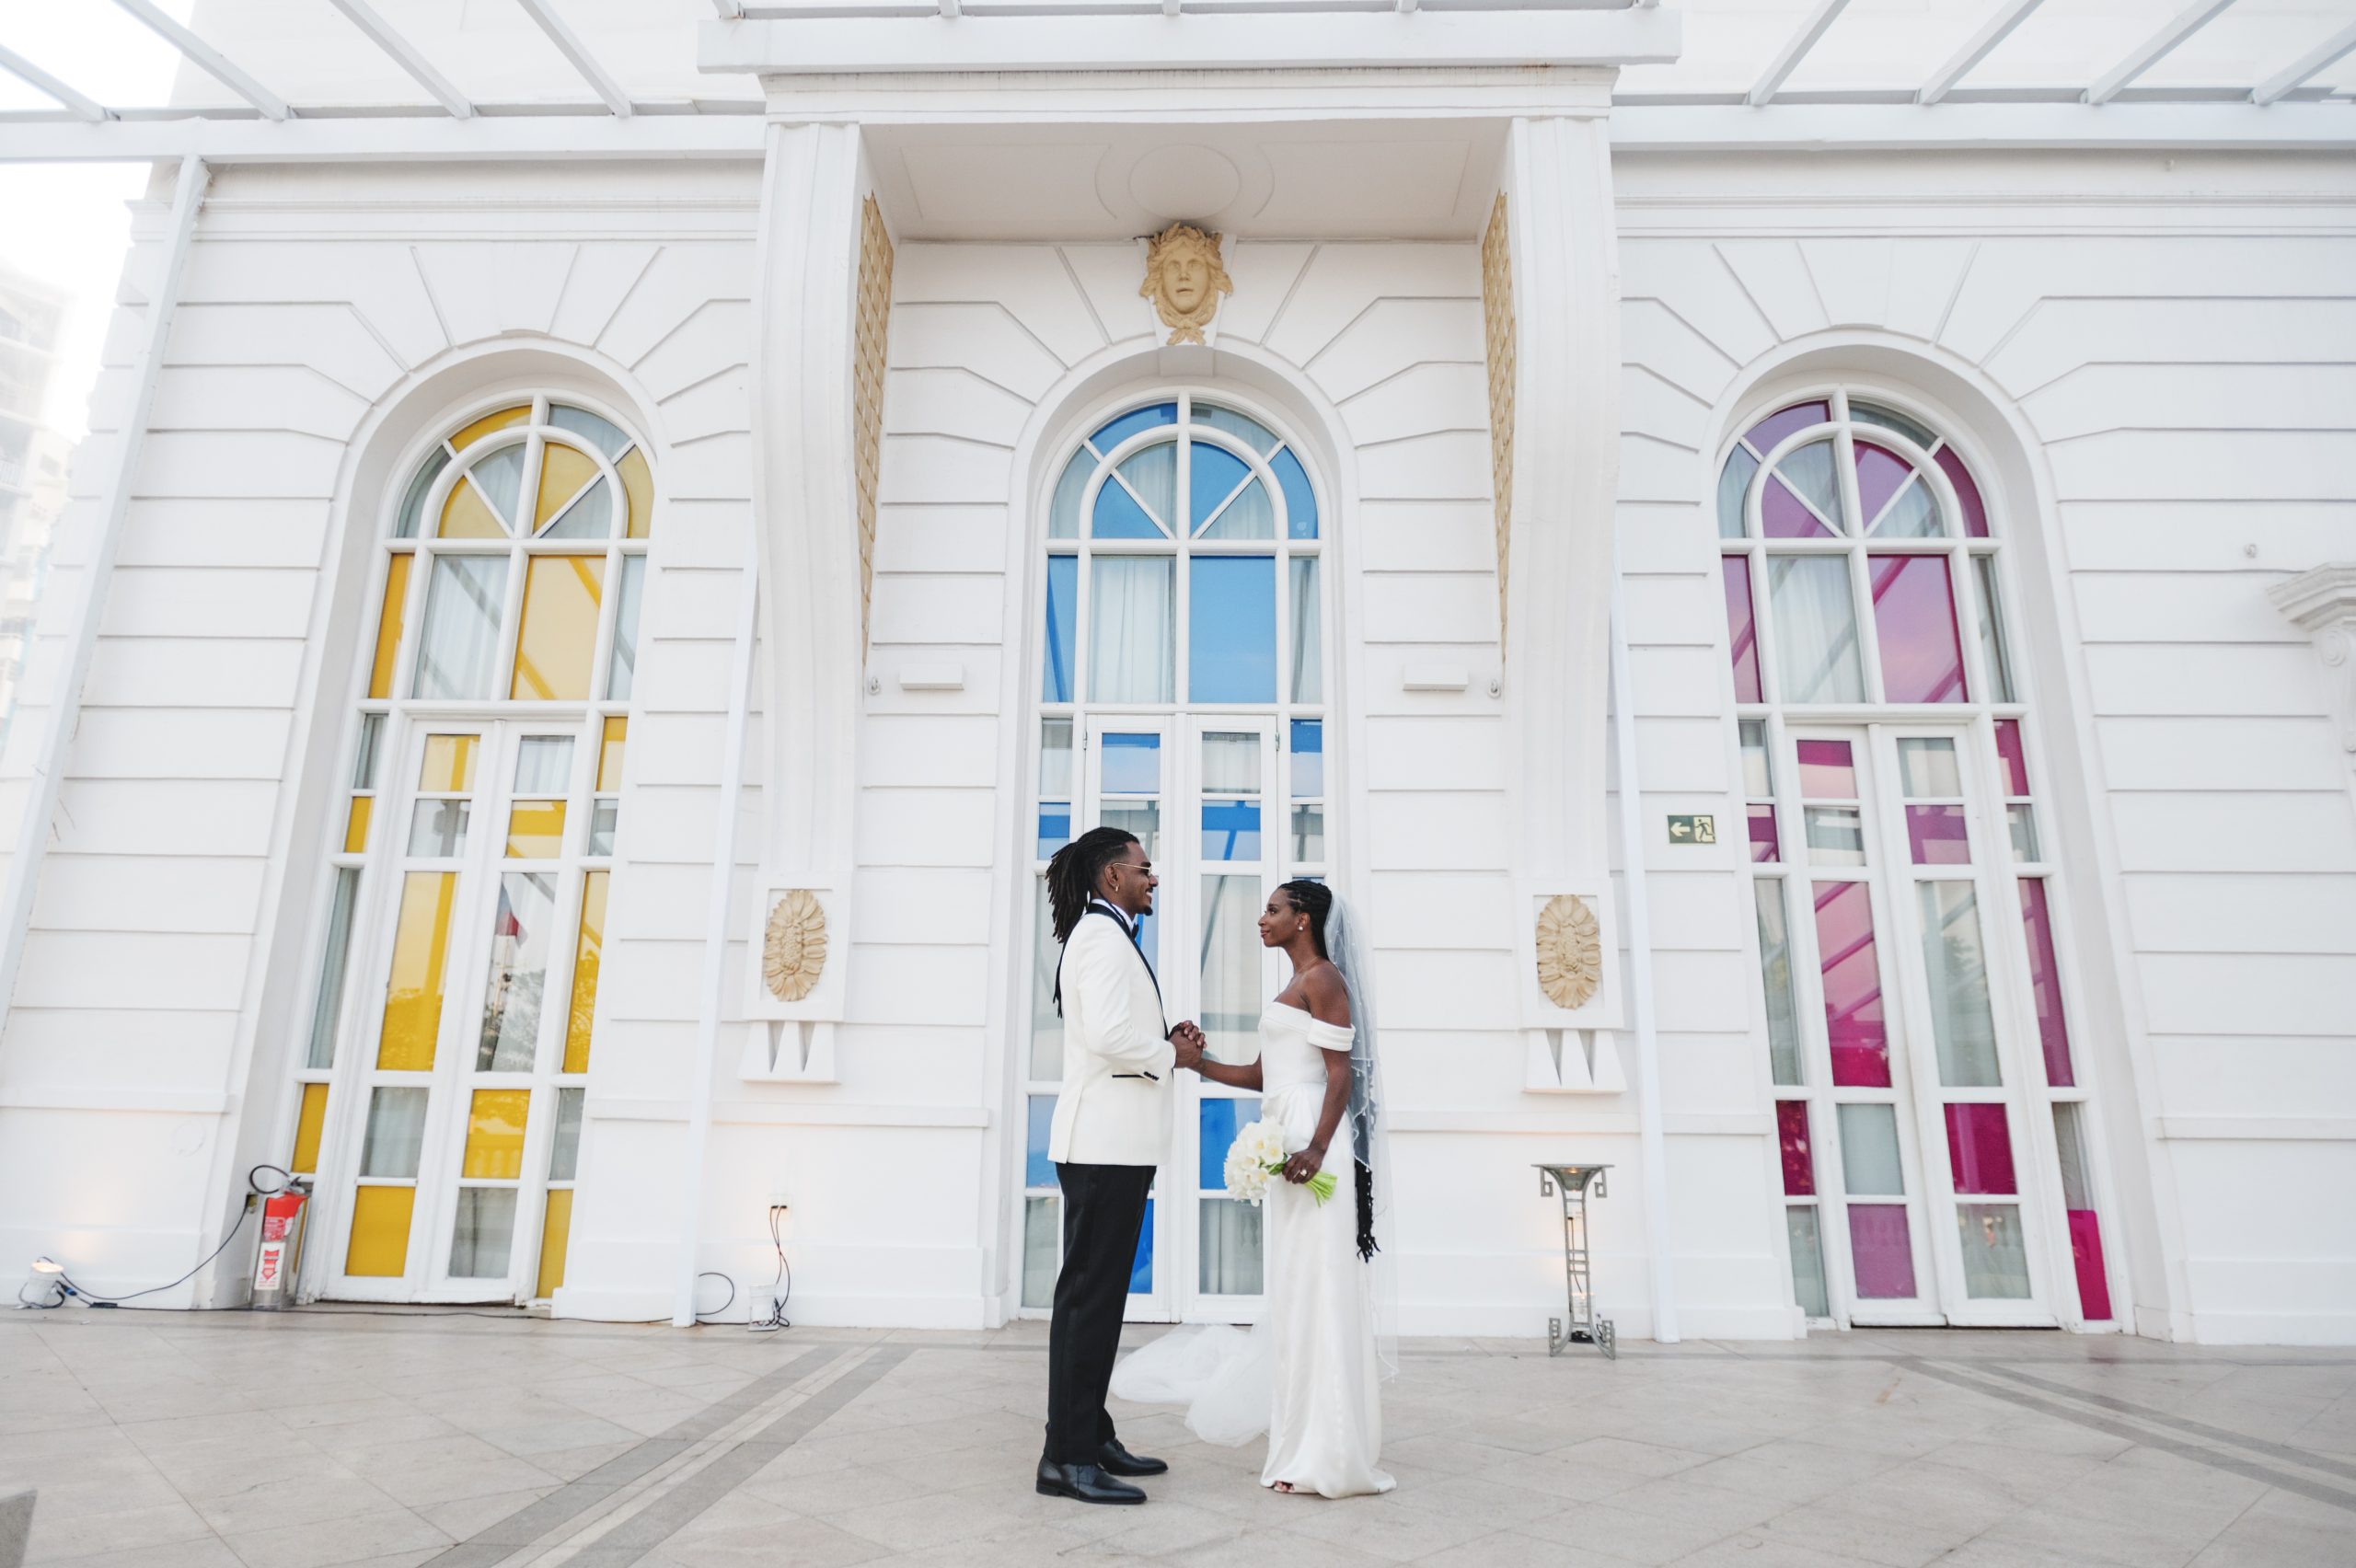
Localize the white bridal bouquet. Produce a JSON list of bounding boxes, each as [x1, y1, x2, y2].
[[1222, 1118, 1338, 1206]]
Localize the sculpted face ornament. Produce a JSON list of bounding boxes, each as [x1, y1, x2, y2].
[[1140, 222, 1234, 346]]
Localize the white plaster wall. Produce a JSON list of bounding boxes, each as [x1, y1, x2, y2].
[[0, 157, 764, 1308], [1611, 148, 2356, 1344]]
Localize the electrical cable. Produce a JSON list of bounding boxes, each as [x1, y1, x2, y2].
[[40, 1164, 290, 1309], [693, 1270, 734, 1321], [749, 1204, 791, 1332]]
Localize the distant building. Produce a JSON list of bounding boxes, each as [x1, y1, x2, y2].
[[0, 261, 71, 744]]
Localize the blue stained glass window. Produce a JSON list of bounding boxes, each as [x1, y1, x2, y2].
[[1042, 555, 1077, 702], [1026, 1096, 1057, 1187], [1190, 444, 1253, 534], [1201, 801, 1262, 861], [1037, 806, 1070, 858], [1136, 908, 1159, 971], [1199, 1097, 1262, 1189], [1091, 402, 1178, 452], [1129, 1196, 1154, 1294], [1092, 472, 1164, 539], [1102, 732, 1161, 795], [1189, 556, 1276, 703], [1049, 448, 1090, 540], [1196, 404, 1280, 455], [1291, 720, 1323, 797], [1274, 447, 1318, 539]]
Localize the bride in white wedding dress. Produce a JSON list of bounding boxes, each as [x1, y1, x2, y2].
[[1112, 881, 1395, 1499]]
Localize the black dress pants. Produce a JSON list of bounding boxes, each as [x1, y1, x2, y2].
[[1045, 1160, 1155, 1466]]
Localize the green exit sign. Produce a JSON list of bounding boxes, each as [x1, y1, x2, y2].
[[1667, 814, 1716, 846]]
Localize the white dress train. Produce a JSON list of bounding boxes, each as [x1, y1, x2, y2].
[[1110, 1002, 1393, 1499]]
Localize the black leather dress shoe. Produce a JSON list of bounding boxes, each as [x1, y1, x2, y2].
[[1035, 1458, 1146, 1505], [1097, 1437, 1169, 1477]]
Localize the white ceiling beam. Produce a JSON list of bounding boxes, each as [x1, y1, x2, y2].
[[0, 113, 765, 164], [2085, 0, 2238, 106], [111, 0, 292, 121], [514, 0, 633, 118], [321, 0, 474, 119], [0, 43, 110, 122], [2252, 18, 2356, 107], [711, 0, 745, 17], [1918, 0, 2045, 107], [1748, 0, 1855, 108]]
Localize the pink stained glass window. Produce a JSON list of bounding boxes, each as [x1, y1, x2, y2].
[[1723, 557, 1761, 703], [1869, 555, 1969, 704], [1777, 1101, 1815, 1195], [1796, 739, 1856, 799], [1944, 1103, 2018, 1193], [1761, 474, 1835, 539], [2069, 1209, 2113, 1320], [1749, 804, 1781, 863], [1813, 881, 1890, 1088], [1854, 442, 1912, 528], [2018, 877, 2075, 1087], [1905, 804, 1970, 865], [1744, 400, 1831, 458], [1934, 444, 1987, 537], [1847, 1205, 1917, 1298], [1994, 719, 2029, 797]]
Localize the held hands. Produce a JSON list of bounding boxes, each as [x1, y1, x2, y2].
[[1169, 1020, 1207, 1071]]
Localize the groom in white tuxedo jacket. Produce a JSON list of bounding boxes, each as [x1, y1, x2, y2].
[[1036, 826, 1203, 1505]]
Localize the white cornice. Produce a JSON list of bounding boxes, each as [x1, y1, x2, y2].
[[2269, 562, 2356, 809]]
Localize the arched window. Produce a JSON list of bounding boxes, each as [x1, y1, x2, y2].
[[286, 395, 654, 1307], [1021, 392, 1330, 1323], [1717, 388, 2110, 1332]]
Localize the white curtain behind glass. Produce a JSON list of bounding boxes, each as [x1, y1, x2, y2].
[[1768, 555, 1865, 703], [416, 556, 507, 699], [1090, 557, 1174, 702], [1289, 557, 1322, 703]]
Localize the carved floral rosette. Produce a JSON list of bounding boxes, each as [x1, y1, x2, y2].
[[761, 888, 829, 1003], [1533, 893, 1603, 1011]]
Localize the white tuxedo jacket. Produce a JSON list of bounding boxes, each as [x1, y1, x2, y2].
[[1047, 908, 1175, 1167]]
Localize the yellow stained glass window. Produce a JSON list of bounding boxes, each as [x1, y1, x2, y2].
[[597, 718, 627, 792], [512, 555, 605, 701], [619, 447, 653, 538], [564, 870, 607, 1074], [369, 553, 410, 699], [290, 1083, 329, 1174], [439, 476, 506, 539], [461, 1089, 531, 1179], [345, 1185, 415, 1276], [420, 734, 478, 793], [506, 801, 566, 859], [536, 443, 600, 529], [378, 871, 456, 1070], [452, 404, 530, 451], [536, 1187, 573, 1299], [343, 795, 373, 854]]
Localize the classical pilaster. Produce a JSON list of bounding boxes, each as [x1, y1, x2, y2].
[[742, 121, 868, 1079], [2270, 562, 2356, 822], [1498, 112, 1627, 1090]]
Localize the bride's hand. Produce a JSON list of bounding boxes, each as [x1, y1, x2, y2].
[[1281, 1147, 1324, 1184]]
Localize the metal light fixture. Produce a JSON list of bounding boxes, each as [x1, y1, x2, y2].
[[21, 1256, 68, 1309]]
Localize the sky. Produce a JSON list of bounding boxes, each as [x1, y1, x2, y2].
[[0, 2, 196, 439]]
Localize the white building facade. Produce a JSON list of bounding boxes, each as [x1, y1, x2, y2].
[[2, 2, 2352, 1346]]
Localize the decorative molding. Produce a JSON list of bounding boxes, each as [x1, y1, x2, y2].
[[1481, 191, 1514, 651], [2154, 1116, 2356, 1142], [853, 191, 895, 653], [761, 888, 829, 1002], [1534, 893, 1602, 1011], [2268, 561, 2356, 811], [1139, 221, 1231, 346]]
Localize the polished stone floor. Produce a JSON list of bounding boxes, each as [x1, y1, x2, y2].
[[3, 1309, 2353, 1568]]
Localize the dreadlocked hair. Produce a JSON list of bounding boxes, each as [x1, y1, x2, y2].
[[1275, 879, 1333, 960], [1046, 826, 1140, 944]]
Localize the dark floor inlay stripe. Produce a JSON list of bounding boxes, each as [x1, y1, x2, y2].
[[421, 1345, 839, 1567], [1970, 1361, 2356, 1485]]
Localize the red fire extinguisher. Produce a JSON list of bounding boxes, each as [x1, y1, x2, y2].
[[250, 1178, 310, 1311]]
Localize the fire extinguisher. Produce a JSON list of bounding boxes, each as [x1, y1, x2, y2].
[[250, 1177, 311, 1311]]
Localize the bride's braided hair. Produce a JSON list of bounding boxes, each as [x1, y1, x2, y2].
[[1278, 878, 1379, 1262]]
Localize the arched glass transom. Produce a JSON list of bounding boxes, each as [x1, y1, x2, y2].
[[1717, 386, 2113, 1337]]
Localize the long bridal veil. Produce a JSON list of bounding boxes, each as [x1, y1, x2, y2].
[[1107, 892, 1397, 1447]]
